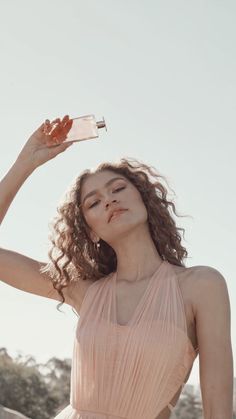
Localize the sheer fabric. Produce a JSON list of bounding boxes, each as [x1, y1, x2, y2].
[[54, 260, 198, 419]]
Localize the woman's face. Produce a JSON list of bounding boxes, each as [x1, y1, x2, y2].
[[80, 170, 148, 245]]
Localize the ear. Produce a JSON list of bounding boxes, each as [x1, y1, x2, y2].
[[89, 230, 100, 243]]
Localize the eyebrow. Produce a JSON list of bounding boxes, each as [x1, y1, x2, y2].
[[82, 176, 126, 205]]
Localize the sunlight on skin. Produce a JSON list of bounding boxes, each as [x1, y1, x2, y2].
[[43, 115, 73, 145]]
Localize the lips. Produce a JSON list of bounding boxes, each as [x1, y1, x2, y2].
[[108, 208, 128, 223]]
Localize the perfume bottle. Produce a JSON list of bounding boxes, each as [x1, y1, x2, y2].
[[64, 114, 107, 143]]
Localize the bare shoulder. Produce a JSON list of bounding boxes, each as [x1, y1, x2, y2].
[[171, 263, 228, 315], [188, 265, 229, 316]]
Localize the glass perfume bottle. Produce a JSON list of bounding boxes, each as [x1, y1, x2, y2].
[[64, 114, 107, 143]]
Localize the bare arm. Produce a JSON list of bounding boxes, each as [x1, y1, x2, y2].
[[0, 159, 34, 225], [1, 115, 73, 225], [0, 116, 82, 307], [193, 267, 234, 419]]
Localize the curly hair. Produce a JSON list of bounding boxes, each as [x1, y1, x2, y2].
[[40, 157, 191, 311]]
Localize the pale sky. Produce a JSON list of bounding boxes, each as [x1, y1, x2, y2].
[[0, 0, 235, 387]]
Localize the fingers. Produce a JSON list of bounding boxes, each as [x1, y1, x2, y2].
[[51, 115, 69, 125], [41, 115, 73, 143], [64, 118, 73, 134], [42, 119, 52, 135], [51, 118, 60, 124], [51, 116, 73, 142]]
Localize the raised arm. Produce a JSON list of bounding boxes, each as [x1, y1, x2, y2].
[[0, 116, 84, 309]]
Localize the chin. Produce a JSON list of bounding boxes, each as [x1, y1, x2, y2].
[[107, 218, 147, 240]]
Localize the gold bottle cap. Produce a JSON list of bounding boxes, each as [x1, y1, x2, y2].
[[96, 117, 107, 131]]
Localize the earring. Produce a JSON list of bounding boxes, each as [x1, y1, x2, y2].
[[94, 240, 100, 252]]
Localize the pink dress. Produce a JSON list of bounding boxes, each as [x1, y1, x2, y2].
[[54, 260, 198, 419]]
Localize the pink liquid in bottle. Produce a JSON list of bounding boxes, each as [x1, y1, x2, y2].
[[64, 114, 107, 143]]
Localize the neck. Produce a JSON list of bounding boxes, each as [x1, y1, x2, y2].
[[110, 224, 163, 282]]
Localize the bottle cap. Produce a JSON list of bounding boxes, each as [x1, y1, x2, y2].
[[96, 117, 107, 131]]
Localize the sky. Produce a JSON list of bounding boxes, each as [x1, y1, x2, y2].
[[0, 0, 235, 388]]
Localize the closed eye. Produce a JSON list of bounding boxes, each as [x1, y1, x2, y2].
[[89, 201, 99, 208], [88, 186, 126, 209], [113, 186, 126, 193]]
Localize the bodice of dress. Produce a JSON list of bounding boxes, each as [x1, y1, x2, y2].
[[54, 260, 198, 419]]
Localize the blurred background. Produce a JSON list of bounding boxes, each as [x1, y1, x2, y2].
[[0, 0, 235, 411]]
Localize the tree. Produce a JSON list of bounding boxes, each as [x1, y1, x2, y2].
[[0, 348, 59, 419], [174, 389, 203, 419], [39, 356, 71, 412]]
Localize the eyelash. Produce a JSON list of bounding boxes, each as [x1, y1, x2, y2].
[[88, 186, 126, 209]]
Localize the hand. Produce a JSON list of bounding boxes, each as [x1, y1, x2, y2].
[[17, 115, 74, 170]]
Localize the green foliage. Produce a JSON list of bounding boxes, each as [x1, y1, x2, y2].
[[174, 389, 203, 418], [0, 348, 71, 419]]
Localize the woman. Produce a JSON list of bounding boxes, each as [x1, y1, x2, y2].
[[0, 115, 233, 419]]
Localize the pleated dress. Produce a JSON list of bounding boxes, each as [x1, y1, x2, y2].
[[54, 260, 198, 419]]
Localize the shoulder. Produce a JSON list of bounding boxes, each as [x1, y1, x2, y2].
[[184, 264, 229, 316], [170, 263, 229, 314], [171, 262, 227, 286], [188, 264, 228, 290]]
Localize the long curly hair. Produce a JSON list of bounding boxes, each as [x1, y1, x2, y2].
[[40, 157, 191, 310]]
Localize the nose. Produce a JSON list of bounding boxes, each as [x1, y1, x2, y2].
[[105, 198, 118, 208]]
